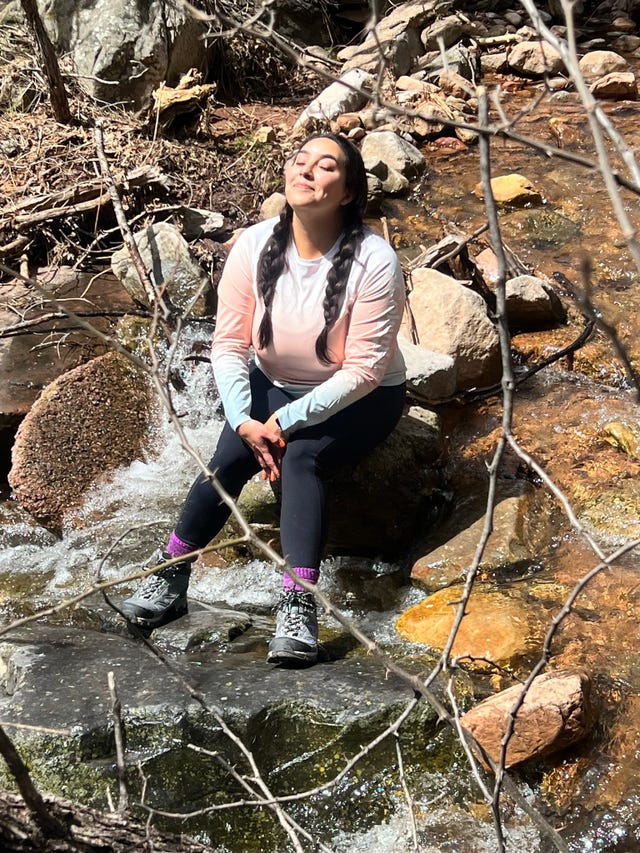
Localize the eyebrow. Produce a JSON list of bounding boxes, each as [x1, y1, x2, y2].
[[295, 149, 340, 163]]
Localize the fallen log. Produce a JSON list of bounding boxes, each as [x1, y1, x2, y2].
[[0, 788, 214, 852], [1, 166, 171, 233]]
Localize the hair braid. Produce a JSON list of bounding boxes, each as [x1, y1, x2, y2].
[[257, 206, 293, 350], [315, 213, 364, 364]]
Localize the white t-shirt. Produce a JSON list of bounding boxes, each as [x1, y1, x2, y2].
[[211, 217, 406, 435]]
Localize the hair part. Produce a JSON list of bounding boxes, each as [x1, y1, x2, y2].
[[257, 133, 368, 363]]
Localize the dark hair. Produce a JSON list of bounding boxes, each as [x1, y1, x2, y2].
[[257, 133, 368, 364]]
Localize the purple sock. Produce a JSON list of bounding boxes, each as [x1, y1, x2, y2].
[[166, 531, 197, 560], [283, 566, 319, 592]]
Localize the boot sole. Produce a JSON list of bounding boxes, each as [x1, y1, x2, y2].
[[124, 601, 188, 636]]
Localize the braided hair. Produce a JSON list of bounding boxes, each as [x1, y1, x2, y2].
[[256, 133, 369, 364]]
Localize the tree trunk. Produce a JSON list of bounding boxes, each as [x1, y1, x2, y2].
[[19, 0, 71, 123]]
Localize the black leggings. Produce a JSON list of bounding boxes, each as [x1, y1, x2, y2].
[[175, 365, 406, 568]]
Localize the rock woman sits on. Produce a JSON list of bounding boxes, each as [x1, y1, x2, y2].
[[121, 132, 407, 665]]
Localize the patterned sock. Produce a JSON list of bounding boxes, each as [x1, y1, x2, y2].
[[283, 566, 319, 592], [166, 531, 197, 560]]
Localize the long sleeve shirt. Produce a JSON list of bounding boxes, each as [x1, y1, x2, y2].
[[211, 217, 406, 435]]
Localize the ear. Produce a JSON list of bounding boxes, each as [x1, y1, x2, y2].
[[340, 190, 355, 206]]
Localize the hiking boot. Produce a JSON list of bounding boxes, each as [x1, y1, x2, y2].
[[267, 589, 318, 665], [121, 552, 191, 632]]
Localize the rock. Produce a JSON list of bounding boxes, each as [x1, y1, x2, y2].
[[439, 69, 471, 99], [601, 421, 640, 460], [0, 621, 444, 831], [507, 40, 564, 77], [480, 52, 509, 74], [520, 208, 580, 246], [473, 173, 543, 206], [253, 125, 275, 143], [37, 0, 210, 110], [8, 352, 156, 530], [590, 71, 638, 100], [474, 247, 500, 285], [361, 130, 426, 180], [397, 334, 456, 400], [462, 670, 595, 767], [111, 222, 211, 316], [175, 206, 226, 240], [505, 275, 567, 331], [402, 267, 501, 391], [367, 162, 410, 194], [420, 14, 465, 51], [338, 0, 439, 74], [396, 583, 544, 665], [294, 68, 372, 130], [419, 44, 478, 81], [331, 111, 363, 133], [578, 49, 628, 81], [410, 492, 537, 592], [259, 192, 287, 220]]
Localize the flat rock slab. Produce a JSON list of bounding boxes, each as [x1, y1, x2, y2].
[[0, 622, 420, 733]]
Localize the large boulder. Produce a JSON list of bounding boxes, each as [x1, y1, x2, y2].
[[111, 222, 212, 316], [9, 352, 157, 530], [403, 267, 501, 391], [338, 0, 439, 74], [37, 0, 209, 109], [361, 130, 426, 193], [462, 670, 595, 767]]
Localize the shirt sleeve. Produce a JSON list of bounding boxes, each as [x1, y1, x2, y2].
[[210, 233, 256, 431], [275, 249, 406, 434]]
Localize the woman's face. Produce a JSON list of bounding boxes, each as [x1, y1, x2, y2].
[[284, 137, 354, 216]]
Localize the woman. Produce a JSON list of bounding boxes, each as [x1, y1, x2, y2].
[[121, 133, 407, 665]]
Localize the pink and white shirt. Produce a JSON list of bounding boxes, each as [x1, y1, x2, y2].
[[211, 217, 406, 435]]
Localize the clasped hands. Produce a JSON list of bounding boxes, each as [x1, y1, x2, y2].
[[237, 413, 286, 482]]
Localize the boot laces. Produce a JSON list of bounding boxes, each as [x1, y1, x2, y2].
[[278, 591, 315, 637]]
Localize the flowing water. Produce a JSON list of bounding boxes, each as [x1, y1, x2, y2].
[[3, 70, 640, 851]]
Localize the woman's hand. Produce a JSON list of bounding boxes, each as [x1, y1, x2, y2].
[[237, 418, 286, 481]]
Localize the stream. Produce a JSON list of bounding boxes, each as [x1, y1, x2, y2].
[[3, 52, 640, 853]]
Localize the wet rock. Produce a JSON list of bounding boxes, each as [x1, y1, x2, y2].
[[474, 173, 543, 206], [590, 71, 638, 100], [578, 49, 628, 81], [507, 40, 564, 77], [462, 670, 595, 767], [402, 267, 501, 391], [361, 130, 426, 181], [0, 622, 443, 828], [505, 274, 567, 331], [396, 583, 544, 666], [294, 68, 372, 130], [520, 208, 581, 245], [8, 352, 156, 530], [474, 247, 500, 285], [410, 492, 537, 593], [601, 421, 640, 460], [111, 222, 211, 316], [397, 334, 456, 401]]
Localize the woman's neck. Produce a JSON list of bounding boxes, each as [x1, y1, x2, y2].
[[291, 211, 344, 259]]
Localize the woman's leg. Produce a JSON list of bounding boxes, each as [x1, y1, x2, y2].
[[279, 383, 406, 569], [174, 366, 294, 549]]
